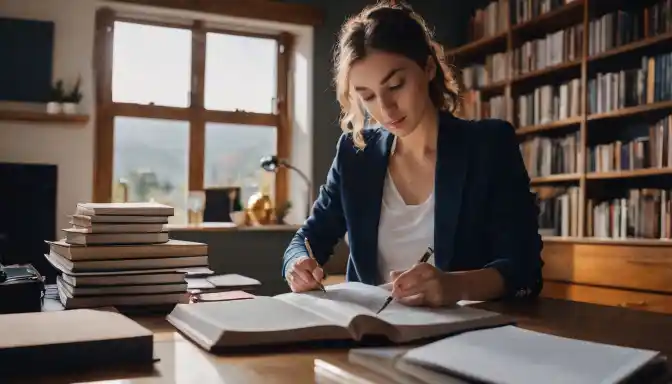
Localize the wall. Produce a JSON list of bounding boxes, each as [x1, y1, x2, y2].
[[0, 0, 97, 236], [0, 0, 314, 234]]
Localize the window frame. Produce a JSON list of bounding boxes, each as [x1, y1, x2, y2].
[[93, 8, 293, 210]]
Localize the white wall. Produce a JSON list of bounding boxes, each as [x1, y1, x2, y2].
[[0, 0, 97, 236], [0, 0, 313, 235]]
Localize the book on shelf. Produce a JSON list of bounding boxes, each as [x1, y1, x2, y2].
[[588, 52, 672, 115], [467, 0, 507, 41], [338, 325, 664, 384], [588, 188, 672, 240], [589, 8, 645, 57], [167, 282, 512, 351], [461, 94, 508, 121], [511, 22, 584, 76], [0, 309, 154, 375], [537, 186, 581, 237], [587, 115, 672, 172], [510, 0, 580, 27], [461, 52, 507, 89], [516, 78, 581, 128], [520, 132, 580, 178], [647, 1, 672, 36]]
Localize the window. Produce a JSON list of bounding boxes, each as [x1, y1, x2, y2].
[[94, 10, 292, 224], [112, 22, 192, 107], [113, 117, 189, 224], [205, 33, 277, 114], [204, 122, 277, 206]]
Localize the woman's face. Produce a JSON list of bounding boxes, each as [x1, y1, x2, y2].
[[349, 50, 435, 137]]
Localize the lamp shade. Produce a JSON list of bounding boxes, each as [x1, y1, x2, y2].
[[260, 155, 280, 172], [259, 154, 315, 219]]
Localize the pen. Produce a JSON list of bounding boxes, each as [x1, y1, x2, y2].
[[376, 246, 434, 314], [304, 237, 328, 294]]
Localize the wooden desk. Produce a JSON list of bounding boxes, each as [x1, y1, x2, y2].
[[16, 298, 672, 383]]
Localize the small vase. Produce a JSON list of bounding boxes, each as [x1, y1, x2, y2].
[[46, 102, 62, 114], [62, 102, 78, 114]]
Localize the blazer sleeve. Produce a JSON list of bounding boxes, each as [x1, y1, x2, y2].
[[483, 120, 544, 299], [281, 134, 348, 278]]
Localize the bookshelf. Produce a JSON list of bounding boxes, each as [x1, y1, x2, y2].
[[453, 0, 672, 314], [455, 0, 672, 242]]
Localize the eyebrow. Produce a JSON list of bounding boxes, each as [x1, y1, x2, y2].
[[354, 68, 404, 91]]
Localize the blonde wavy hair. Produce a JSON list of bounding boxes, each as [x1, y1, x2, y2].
[[333, 1, 461, 149]]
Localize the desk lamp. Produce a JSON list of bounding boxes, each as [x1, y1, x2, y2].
[[260, 156, 314, 218]]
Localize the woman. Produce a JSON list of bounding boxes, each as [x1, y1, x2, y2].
[[282, 2, 543, 307]]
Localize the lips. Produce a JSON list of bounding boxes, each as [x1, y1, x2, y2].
[[386, 116, 406, 127]]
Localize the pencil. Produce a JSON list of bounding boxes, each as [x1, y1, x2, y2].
[[304, 237, 327, 294], [375, 246, 434, 314]]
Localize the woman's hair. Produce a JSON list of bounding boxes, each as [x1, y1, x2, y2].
[[333, 1, 460, 149]]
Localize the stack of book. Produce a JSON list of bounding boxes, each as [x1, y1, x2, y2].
[[44, 202, 210, 309]]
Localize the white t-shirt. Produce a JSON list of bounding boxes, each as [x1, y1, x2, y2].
[[377, 168, 435, 283]]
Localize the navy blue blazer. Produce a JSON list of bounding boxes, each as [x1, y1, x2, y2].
[[283, 112, 544, 299]]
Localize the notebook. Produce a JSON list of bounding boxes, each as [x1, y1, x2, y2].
[[60, 270, 187, 287], [70, 222, 167, 233], [347, 347, 461, 384], [57, 279, 190, 309], [362, 325, 664, 384], [61, 229, 169, 245], [186, 274, 262, 293], [0, 309, 154, 374], [75, 202, 174, 216], [166, 282, 512, 351], [46, 250, 209, 272], [57, 275, 187, 296], [46, 239, 208, 261], [70, 214, 169, 225]]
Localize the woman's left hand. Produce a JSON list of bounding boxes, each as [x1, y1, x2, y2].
[[390, 263, 463, 307]]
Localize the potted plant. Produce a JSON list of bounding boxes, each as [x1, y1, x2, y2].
[[275, 200, 292, 224], [47, 80, 64, 114], [62, 76, 82, 114]]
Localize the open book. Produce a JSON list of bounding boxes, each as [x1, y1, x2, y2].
[[166, 282, 512, 351], [344, 325, 665, 384]]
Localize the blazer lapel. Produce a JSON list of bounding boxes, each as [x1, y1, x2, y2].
[[359, 129, 394, 285], [434, 114, 467, 271]]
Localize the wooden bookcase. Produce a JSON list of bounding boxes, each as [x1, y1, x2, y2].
[[450, 0, 672, 314]]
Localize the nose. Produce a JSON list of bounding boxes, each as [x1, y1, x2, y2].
[[378, 92, 398, 117]]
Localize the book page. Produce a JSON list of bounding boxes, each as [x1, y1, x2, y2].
[[402, 325, 662, 384], [275, 282, 390, 329], [276, 282, 509, 343], [167, 297, 352, 349], [378, 300, 511, 342], [377, 299, 503, 327]]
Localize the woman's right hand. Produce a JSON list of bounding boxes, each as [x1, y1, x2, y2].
[[286, 256, 325, 292]]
